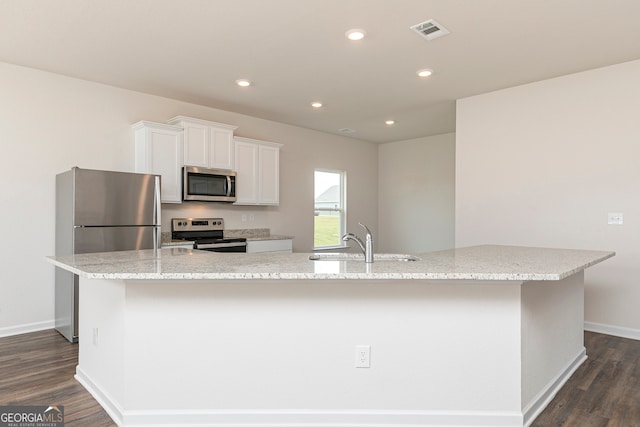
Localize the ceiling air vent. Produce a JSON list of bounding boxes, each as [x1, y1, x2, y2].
[[410, 19, 450, 41]]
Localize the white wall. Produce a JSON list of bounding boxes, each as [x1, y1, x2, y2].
[[0, 61, 377, 335], [377, 133, 455, 253], [456, 59, 640, 335]]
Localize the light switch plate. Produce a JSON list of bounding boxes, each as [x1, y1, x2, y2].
[[607, 212, 624, 225]]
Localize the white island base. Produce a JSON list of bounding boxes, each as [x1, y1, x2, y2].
[[76, 272, 586, 427]]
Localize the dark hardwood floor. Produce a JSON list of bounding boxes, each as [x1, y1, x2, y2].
[[1, 329, 639, 426], [0, 329, 115, 426], [532, 331, 640, 427]]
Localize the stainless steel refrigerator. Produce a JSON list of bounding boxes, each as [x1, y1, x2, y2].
[[55, 167, 161, 342]]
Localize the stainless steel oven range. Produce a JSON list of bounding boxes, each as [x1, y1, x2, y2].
[[171, 218, 247, 252]]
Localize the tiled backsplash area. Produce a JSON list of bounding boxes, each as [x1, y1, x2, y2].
[[225, 228, 270, 238]]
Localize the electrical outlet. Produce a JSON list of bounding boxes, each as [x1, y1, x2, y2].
[[355, 345, 370, 368], [92, 327, 99, 346]]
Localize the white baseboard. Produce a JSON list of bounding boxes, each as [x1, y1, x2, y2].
[[75, 366, 124, 426], [584, 321, 640, 341], [94, 408, 524, 427], [522, 347, 587, 427], [75, 366, 523, 427], [117, 410, 523, 427], [0, 320, 54, 338]]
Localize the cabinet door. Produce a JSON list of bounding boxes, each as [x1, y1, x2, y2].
[[169, 117, 237, 171], [234, 141, 258, 204], [258, 144, 280, 205], [209, 127, 234, 170], [134, 122, 183, 203], [183, 123, 209, 168]]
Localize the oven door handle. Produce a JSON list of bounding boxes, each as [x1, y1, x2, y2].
[[196, 242, 247, 249]]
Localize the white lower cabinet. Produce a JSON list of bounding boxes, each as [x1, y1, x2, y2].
[[234, 137, 282, 205], [133, 121, 183, 203], [246, 239, 293, 253]]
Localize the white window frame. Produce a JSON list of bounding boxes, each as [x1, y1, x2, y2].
[[313, 169, 347, 250]]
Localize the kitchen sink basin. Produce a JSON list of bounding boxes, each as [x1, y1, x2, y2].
[[309, 253, 420, 262]]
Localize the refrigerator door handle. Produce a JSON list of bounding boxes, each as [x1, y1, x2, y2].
[[154, 175, 162, 250]]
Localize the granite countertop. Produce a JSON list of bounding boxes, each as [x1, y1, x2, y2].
[[47, 245, 614, 281]]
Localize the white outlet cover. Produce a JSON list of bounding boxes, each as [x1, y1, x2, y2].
[[355, 345, 370, 368]]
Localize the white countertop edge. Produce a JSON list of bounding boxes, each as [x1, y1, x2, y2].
[[62, 270, 562, 281], [46, 245, 615, 282]]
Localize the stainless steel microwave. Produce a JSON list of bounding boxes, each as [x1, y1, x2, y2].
[[183, 166, 237, 202]]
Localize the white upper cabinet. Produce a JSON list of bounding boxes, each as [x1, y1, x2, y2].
[[168, 116, 237, 171], [133, 121, 184, 203], [209, 126, 235, 170], [234, 137, 282, 206], [258, 143, 280, 205], [181, 121, 208, 167], [234, 139, 259, 204], [133, 117, 280, 206]]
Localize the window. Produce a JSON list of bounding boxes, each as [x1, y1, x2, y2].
[[314, 169, 346, 249]]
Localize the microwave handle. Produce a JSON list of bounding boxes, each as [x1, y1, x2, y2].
[[226, 175, 232, 197]]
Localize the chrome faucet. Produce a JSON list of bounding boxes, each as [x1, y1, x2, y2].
[[342, 222, 374, 263]]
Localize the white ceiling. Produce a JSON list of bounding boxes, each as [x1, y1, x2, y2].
[[2, 0, 640, 143]]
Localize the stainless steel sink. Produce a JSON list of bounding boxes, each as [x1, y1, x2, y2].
[[309, 253, 420, 262]]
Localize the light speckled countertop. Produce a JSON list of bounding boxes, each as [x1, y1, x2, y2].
[[47, 245, 613, 281]]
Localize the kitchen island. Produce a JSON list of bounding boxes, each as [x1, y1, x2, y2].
[[47, 245, 613, 427]]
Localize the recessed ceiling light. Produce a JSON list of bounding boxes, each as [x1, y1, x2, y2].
[[345, 29, 366, 41], [311, 101, 323, 108], [417, 69, 433, 78], [235, 79, 251, 87], [385, 120, 395, 125]]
